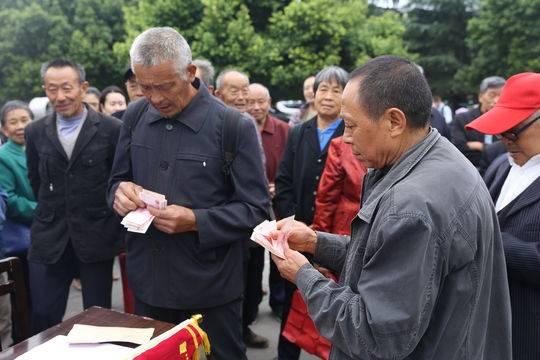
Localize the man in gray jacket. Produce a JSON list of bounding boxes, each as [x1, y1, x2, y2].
[[272, 56, 512, 359]]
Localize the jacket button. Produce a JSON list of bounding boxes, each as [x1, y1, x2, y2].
[[315, 176, 320, 180], [159, 161, 169, 170], [313, 191, 317, 195], [165, 124, 173, 131], [317, 159, 322, 163]]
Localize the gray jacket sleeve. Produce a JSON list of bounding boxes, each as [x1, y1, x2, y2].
[[296, 213, 441, 359], [313, 231, 350, 274]]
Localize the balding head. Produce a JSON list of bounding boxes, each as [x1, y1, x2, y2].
[[215, 69, 250, 111], [248, 83, 271, 125]]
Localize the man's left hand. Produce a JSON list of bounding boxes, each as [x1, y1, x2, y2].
[[147, 205, 197, 234], [272, 248, 310, 284]]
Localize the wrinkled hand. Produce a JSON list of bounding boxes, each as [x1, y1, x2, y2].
[[272, 248, 310, 284], [113, 181, 144, 216], [147, 204, 197, 234], [272, 219, 317, 254]]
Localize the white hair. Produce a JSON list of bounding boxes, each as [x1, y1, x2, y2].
[[249, 83, 270, 99], [215, 69, 249, 90], [130, 27, 192, 79]]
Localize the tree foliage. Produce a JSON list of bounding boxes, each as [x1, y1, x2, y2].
[[457, 0, 540, 93], [266, 0, 412, 97], [404, 0, 473, 101]]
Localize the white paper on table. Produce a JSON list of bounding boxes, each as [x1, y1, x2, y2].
[[67, 324, 154, 345], [15, 335, 134, 360]]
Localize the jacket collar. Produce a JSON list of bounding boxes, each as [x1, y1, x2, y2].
[[304, 117, 344, 155], [146, 78, 210, 133], [492, 159, 540, 219], [359, 128, 440, 224], [262, 115, 276, 135], [44, 105, 99, 164]]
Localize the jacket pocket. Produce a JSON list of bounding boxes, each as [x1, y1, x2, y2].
[[35, 206, 55, 223], [86, 206, 113, 219]]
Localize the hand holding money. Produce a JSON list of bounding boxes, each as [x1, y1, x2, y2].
[[121, 189, 168, 233], [113, 181, 145, 216]]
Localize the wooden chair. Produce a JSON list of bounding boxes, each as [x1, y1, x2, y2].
[[0, 257, 30, 349]]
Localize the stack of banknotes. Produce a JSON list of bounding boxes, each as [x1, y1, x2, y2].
[[121, 190, 167, 233], [250, 216, 295, 259]]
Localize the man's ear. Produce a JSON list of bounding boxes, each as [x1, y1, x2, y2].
[[384, 107, 407, 137], [80, 81, 89, 93], [186, 64, 197, 83]]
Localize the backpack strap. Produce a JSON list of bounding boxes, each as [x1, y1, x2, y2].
[[126, 99, 150, 136], [222, 107, 242, 177]]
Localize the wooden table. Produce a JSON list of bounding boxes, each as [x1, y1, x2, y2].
[[0, 307, 175, 359]]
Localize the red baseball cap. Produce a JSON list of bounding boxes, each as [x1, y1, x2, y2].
[[466, 72, 540, 134]]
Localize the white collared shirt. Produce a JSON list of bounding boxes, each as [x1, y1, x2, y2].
[[495, 153, 540, 212]]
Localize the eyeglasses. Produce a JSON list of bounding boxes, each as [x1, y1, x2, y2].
[[496, 114, 540, 141]]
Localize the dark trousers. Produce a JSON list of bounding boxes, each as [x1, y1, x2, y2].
[[269, 259, 285, 311], [135, 297, 246, 360], [29, 242, 113, 334], [242, 245, 265, 329], [278, 279, 301, 359]]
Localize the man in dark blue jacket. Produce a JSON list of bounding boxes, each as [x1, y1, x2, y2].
[[108, 27, 269, 359]]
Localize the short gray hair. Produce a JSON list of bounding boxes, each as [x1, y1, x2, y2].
[[1, 100, 34, 126], [480, 76, 505, 93], [313, 66, 349, 94], [40, 59, 86, 83], [193, 59, 215, 87], [215, 69, 249, 90], [130, 27, 192, 79]]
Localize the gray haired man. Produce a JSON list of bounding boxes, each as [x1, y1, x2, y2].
[[108, 27, 270, 359]]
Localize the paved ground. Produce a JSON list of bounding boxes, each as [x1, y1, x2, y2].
[[64, 254, 318, 360]]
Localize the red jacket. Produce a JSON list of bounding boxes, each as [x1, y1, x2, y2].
[[312, 137, 367, 235]]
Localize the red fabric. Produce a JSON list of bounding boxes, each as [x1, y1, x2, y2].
[[282, 290, 331, 359], [312, 137, 367, 235], [133, 324, 202, 360], [119, 252, 135, 314], [261, 115, 289, 183]]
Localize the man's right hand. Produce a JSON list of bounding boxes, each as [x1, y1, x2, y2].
[[274, 219, 317, 255], [113, 181, 145, 216]]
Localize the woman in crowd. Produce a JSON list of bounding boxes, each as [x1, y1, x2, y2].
[[312, 136, 367, 235], [84, 87, 101, 112], [99, 86, 127, 116], [0, 100, 36, 286]]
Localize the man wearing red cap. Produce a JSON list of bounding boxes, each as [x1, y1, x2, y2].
[[466, 72, 540, 360]]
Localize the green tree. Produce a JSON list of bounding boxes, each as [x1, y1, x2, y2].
[[0, 3, 70, 103], [404, 0, 474, 102], [266, 0, 412, 98], [113, 0, 203, 64], [191, 0, 266, 80], [457, 0, 540, 93]]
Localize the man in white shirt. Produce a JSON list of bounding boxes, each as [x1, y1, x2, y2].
[[467, 72, 540, 360]]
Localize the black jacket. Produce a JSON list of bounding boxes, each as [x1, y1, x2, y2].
[[25, 107, 122, 264], [274, 117, 344, 224], [107, 85, 270, 309], [484, 154, 540, 359]]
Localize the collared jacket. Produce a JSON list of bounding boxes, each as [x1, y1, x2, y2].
[[484, 154, 540, 359], [312, 136, 366, 235], [261, 115, 289, 184], [108, 82, 270, 309], [274, 117, 344, 223], [25, 107, 122, 264], [296, 129, 512, 359]]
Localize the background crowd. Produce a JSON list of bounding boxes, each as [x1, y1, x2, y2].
[[0, 3, 538, 359]]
